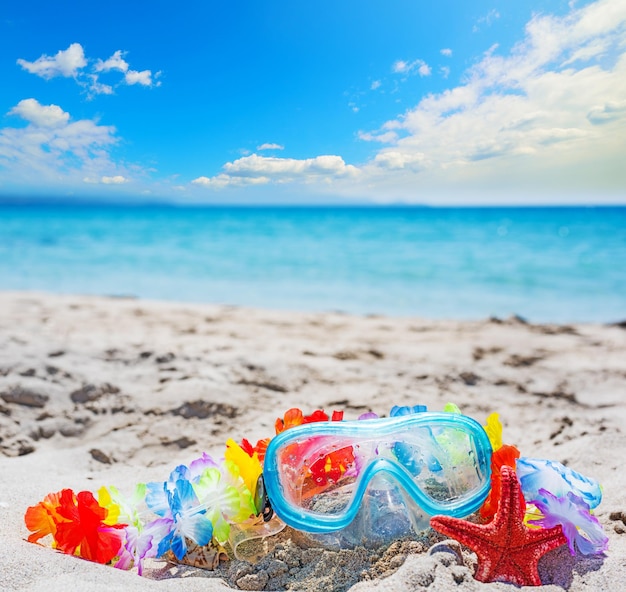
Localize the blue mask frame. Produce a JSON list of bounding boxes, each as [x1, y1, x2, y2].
[[263, 412, 492, 534]]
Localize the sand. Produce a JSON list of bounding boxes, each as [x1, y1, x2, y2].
[[1, 291, 625, 591]]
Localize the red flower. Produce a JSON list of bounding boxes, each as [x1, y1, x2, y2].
[[309, 447, 355, 487], [330, 410, 343, 422], [54, 489, 126, 564], [272, 407, 351, 489], [302, 410, 328, 423], [240, 437, 271, 462]]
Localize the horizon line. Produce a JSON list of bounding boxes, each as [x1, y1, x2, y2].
[[1, 197, 626, 209]]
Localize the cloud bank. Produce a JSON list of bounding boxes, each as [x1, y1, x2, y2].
[[0, 99, 128, 189], [192, 154, 359, 188], [189, 1, 626, 203], [349, 0, 626, 202]]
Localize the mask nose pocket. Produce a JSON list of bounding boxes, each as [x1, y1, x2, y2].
[[312, 472, 431, 548]]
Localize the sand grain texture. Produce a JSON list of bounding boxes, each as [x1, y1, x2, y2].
[[1, 292, 625, 591]]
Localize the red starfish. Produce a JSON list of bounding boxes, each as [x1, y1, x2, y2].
[[430, 466, 567, 587]]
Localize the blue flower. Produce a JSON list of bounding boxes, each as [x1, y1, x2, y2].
[[390, 404, 427, 417], [146, 477, 213, 561], [516, 458, 602, 509]]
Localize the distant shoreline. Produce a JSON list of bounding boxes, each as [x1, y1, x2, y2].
[[1, 199, 626, 209], [2, 289, 623, 329]]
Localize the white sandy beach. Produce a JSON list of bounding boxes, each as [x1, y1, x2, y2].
[[1, 291, 625, 591]]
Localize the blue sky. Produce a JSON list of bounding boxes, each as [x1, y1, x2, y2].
[[1, 0, 625, 204]]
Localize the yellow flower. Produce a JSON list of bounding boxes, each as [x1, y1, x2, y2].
[[97, 486, 121, 526], [225, 439, 262, 497], [484, 412, 503, 452]]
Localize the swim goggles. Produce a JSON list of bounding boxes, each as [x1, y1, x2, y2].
[[262, 412, 493, 539]]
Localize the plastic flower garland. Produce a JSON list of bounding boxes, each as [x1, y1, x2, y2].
[[24, 407, 343, 573], [24, 404, 608, 578]]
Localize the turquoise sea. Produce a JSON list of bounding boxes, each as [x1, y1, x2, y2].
[[0, 204, 624, 323]]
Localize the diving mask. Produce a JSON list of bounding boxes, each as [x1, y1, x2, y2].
[[262, 412, 492, 540]]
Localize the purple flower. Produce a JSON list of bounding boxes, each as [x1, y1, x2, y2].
[[529, 488, 608, 556], [115, 518, 170, 575], [189, 452, 219, 478]]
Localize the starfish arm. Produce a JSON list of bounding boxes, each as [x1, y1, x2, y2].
[[430, 515, 490, 553], [430, 467, 567, 587]]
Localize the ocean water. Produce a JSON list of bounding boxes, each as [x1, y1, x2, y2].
[[0, 204, 624, 323]]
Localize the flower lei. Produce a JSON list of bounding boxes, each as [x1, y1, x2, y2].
[[24, 407, 343, 574], [24, 404, 608, 577]]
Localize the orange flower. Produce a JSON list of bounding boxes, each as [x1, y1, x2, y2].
[[24, 490, 66, 544], [275, 408, 305, 433], [480, 444, 522, 520], [275, 408, 343, 434]]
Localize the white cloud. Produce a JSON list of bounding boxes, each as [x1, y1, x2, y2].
[[587, 100, 626, 124], [101, 175, 128, 184], [371, 80, 381, 90], [418, 63, 431, 76], [86, 75, 114, 96], [225, 154, 356, 177], [17, 43, 86, 79], [392, 60, 408, 73], [192, 173, 270, 188], [373, 151, 425, 171], [94, 50, 129, 73], [474, 9, 500, 32], [17, 44, 161, 95], [8, 99, 70, 128], [440, 48, 453, 57], [125, 69, 153, 86], [0, 99, 128, 189], [343, 0, 626, 203], [392, 59, 431, 77], [192, 154, 359, 189], [257, 143, 285, 151], [357, 129, 399, 143], [440, 66, 451, 78]]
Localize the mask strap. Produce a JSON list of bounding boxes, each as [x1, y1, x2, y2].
[[228, 515, 286, 561], [254, 474, 274, 522]]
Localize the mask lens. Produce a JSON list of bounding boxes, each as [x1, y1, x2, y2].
[[273, 422, 488, 519], [275, 435, 360, 515], [391, 423, 486, 506]]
